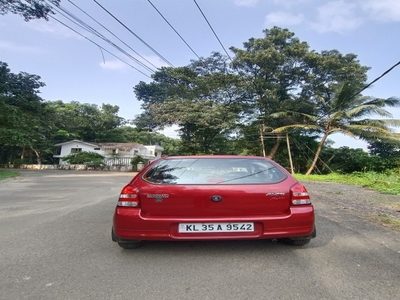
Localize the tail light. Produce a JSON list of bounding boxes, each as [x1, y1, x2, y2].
[[117, 184, 140, 208], [290, 183, 311, 205]]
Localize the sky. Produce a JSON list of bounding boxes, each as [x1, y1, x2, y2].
[[1, 0, 400, 150]]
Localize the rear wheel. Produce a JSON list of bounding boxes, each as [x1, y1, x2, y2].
[[117, 241, 143, 249], [279, 238, 311, 246], [112, 228, 143, 249], [279, 226, 316, 246]]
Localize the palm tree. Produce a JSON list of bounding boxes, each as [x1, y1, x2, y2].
[[272, 83, 400, 175]]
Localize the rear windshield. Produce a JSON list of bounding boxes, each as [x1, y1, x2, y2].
[[142, 158, 286, 185]]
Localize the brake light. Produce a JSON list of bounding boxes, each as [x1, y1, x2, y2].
[[118, 184, 140, 208], [290, 183, 311, 205]]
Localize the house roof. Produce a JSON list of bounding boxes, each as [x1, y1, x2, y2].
[[54, 140, 98, 147], [97, 142, 142, 149], [55, 140, 144, 149], [55, 140, 163, 151]]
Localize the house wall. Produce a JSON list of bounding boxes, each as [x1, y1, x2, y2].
[[144, 146, 163, 158], [58, 142, 101, 164], [57, 141, 164, 166]]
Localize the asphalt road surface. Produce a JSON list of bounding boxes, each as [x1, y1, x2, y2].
[[1, 170, 399, 300]]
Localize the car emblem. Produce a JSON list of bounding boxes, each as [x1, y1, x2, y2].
[[211, 195, 223, 202], [147, 194, 169, 203], [266, 192, 285, 200], [266, 192, 285, 196]]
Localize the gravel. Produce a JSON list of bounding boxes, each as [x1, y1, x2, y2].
[[302, 181, 400, 230]]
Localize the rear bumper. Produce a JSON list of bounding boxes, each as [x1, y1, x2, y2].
[[113, 206, 315, 242]]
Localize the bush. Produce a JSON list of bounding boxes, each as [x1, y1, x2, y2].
[[131, 155, 144, 171], [62, 151, 105, 165]]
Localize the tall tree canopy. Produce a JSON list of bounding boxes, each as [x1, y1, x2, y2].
[[0, 61, 51, 163], [0, 0, 60, 21], [134, 27, 384, 165], [230, 27, 312, 158], [273, 83, 400, 174], [46, 101, 126, 143], [0, 61, 46, 147], [134, 52, 246, 154]]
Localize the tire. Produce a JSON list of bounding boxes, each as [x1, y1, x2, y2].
[[112, 228, 143, 249], [279, 226, 316, 246], [280, 238, 311, 246], [117, 241, 143, 249]]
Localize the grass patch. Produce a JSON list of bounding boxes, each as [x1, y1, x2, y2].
[[294, 171, 400, 195], [373, 214, 400, 230], [0, 170, 19, 180]]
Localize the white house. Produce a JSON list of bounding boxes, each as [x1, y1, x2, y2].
[[54, 140, 164, 166]]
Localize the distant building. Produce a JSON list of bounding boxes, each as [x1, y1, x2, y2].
[[54, 140, 163, 166]]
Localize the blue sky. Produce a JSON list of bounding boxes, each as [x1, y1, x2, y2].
[[1, 0, 399, 149]]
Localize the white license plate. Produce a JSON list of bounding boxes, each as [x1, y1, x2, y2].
[[178, 222, 254, 233]]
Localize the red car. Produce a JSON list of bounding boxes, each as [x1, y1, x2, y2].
[[112, 155, 316, 249]]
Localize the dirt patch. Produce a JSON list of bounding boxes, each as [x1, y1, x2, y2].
[[302, 181, 400, 231]]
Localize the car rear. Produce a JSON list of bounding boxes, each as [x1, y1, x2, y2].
[[112, 156, 315, 247]]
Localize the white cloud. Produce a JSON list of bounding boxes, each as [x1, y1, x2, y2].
[[26, 19, 82, 39], [361, 0, 400, 22], [98, 50, 169, 75], [234, 0, 259, 7], [309, 0, 364, 33], [269, 0, 313, 9], [140, 54, 170, 69], [0, 41, 46, 54], [99, 59, 129, 71], [265, 11, 305, 27]]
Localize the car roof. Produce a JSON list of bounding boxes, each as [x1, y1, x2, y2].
[[159, 155, 271, 160]]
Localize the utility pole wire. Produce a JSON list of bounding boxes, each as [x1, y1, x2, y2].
[[358, 60, 400, 96], [193, 0, 233, 62], [68, 0, 159, 71], [147, 0, 201, 60], [45, 0, 156, 73], [348, 60, 400, 101], [49, 15, 151, 78], [92, 0, 174, 67]]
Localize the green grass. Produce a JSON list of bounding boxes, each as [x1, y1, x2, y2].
[[372, 214, 400, 230], [0, 170, 19, 180], [294, 171, 400, 195]]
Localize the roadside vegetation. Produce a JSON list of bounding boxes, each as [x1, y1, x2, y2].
[[0, 170, 19, 180], [2, 26, 400, 171], [296, 171, 400, 230], [295, 171, 400, 195], [373, 214, 400, 229]]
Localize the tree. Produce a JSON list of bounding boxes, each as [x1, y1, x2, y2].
[[47, 101, 126, 143], [319, 147, 373, 173], [62, 151, 104, 165], [134, 53, 245, 154], [273, 83, 400, 174], [0, 61, 49, 163], [0, 0, 60, 21], [367, 137, 400, 159], [230, 27, 312, 158]]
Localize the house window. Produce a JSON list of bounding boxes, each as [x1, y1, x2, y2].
[[94, 147, 100, 150], [134, 150, 138, 155], [71, 148, 82, 153]]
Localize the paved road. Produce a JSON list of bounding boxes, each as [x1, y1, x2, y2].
[[0, 170, 399, 300]]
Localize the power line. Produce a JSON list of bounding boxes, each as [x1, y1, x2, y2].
[[92, 0, 174, 67], [67, 0, 160, 71], [147, 0, 201, 60], [46, 0, 156, 73], [193, 0, 232, 62], [356, 60, 400, 97], [49, 15, 151, 78]]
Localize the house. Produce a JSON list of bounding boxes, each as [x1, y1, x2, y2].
[[54, 140, 163, 167]]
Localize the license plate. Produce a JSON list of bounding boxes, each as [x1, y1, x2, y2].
[[178, 222, 254, 233]]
